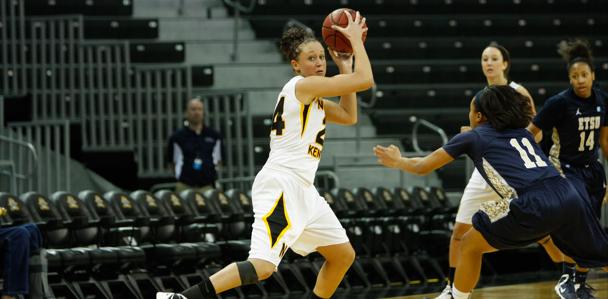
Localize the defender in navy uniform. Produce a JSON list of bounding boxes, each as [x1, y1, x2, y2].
[[528, 39, 608, 299], [374, 85, 608, 299]]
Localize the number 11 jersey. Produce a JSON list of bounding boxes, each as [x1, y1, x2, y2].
[[264, 76, 326, 185], [442, 123, 560, 200]]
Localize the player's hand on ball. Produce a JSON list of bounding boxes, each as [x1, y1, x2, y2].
[[331, 11, 367, 44], [374, 144, 402, 169], [328, 48, 353, 73]]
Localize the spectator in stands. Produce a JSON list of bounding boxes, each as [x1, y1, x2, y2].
[[0, 220, 43, 299], [167, 98, 223, 193], [527, 38, 608, 299], [158, 10, 373, 299], [374, 85, 608, 299]]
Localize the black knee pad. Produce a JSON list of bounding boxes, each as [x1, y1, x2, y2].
[[236, 261, 259, 285]]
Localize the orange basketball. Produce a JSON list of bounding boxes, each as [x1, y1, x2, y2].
[[321, 8, 367, 54]]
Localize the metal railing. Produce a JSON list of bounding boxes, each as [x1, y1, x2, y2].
[[223, 0, 256, 62], [132, 65, 192, 177], [79, 41, 131, 150], [2, 120, 69, 194], [0, 132, 37, 193], [0, 0, 26, 96], [27, 15, 84, 121], [409, 116, 448, 154]]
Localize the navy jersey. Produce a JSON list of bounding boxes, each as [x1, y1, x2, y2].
[[533, 87, 607, 167], [443, 123, 560, 199]]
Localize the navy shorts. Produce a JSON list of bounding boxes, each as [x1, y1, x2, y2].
[[472, 176, 608, 268], [562, 160, 606, 218]]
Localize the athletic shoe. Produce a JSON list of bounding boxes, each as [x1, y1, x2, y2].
[[156, 292, 187, 299], [576, 283, 596, 299], [554, 274, 577, 299], [435, 284, 452, 299]]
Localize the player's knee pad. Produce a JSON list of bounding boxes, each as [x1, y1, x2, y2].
[[236, 261, 259, 285]]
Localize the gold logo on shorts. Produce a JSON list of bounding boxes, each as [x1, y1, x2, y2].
[[279, 243, 288, 258]]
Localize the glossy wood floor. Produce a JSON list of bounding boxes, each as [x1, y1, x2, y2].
[[388, 278, 608, 299]]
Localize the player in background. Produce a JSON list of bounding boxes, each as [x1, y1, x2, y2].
[[434, 43, 572, 299], [527, 39, 608, 299], [157, 11, 373, 299], [374, 85, 608, 299]]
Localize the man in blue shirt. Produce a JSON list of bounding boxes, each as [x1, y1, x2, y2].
[[167, 98, 223, 192], [374, 85, 608, 299]]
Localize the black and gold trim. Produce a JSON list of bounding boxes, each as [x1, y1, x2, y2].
[[300, 103, 312, 136], [549, 128, 563, 175], [262, 192, 292, 249], [279, 243, 288, 258]]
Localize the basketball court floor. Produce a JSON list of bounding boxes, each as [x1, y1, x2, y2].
[[390, 278, 608, 299]]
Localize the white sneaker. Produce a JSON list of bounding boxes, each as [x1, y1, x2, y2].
[[435, 284, 452, 299], [156, 292, 187, 299]]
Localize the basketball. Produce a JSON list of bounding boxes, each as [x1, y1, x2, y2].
[[321, 8, 367, 54]]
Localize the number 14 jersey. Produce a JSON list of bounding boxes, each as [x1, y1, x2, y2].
[[264, 76, 326, 185]]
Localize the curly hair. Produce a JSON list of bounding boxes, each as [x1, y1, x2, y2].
[[485, 42, 511, 79], [557, 39, 594, 72], [279, 26, 318, 61], [475, 85, 533, 131]]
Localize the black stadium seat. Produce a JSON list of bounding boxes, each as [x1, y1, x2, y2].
[[247, 0, 608, 15], [129, 42, 186, 63], [25, 0, 133, 16], [84, 18, 159, 39]]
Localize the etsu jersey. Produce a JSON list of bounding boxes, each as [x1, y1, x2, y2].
[[533, 87, 607, 167], [443, 123, 561, 199], [264, 76, 326, 184]]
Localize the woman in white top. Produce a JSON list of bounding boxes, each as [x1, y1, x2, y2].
[[158, 11, 373, 299]]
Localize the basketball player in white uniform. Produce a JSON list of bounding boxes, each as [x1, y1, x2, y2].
[[158, 11, 373, 299]]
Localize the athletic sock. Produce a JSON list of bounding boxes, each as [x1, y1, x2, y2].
[[181, 276, 218, 299], [451, 286, 471, 299], [562, 262, 576, 277], [310, 292, 326, 299]]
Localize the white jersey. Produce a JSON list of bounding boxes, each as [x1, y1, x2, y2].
[[264, 76, 326, 185], [509, 81, 522, 91]]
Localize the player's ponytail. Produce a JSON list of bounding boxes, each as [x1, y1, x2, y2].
[[558, 39, 594, 72], [477, 85, 533, 131], [279, 26, 317, 61]]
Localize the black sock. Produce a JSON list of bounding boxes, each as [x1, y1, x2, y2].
[[562, 262, 576, 276], [448, 267, 456, 285], [575, 270, 588, 285], [181, 276, 217, 299], [310, 292, 326, 299]]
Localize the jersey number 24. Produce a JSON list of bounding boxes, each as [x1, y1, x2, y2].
[[271, 97, 326, 146]]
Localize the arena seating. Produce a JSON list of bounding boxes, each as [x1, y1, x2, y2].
[[0, 185, 472, 298]]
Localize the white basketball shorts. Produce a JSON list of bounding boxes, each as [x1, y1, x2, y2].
[[456, 168, 501, 224], [248, 167, 349, 266]]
